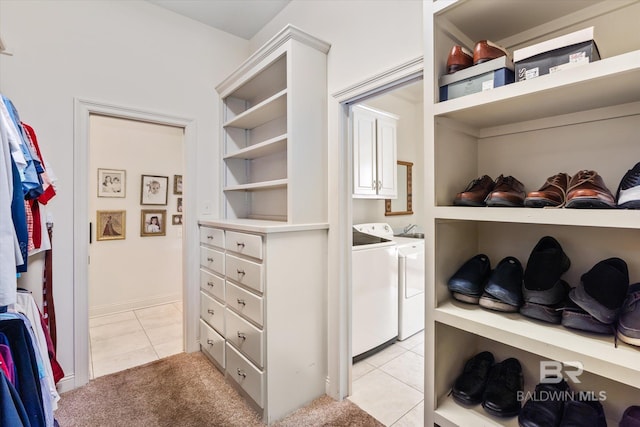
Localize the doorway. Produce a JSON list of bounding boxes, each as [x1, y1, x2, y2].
[[87, 115, 184, 378]]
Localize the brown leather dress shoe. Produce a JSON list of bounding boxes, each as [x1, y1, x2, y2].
[[473, 40, 509, 65], [453, 175, 495, 206], [525, 172, 570, 208], [485, 175, 525, 207], [565, 170, 616, 208], [446, 45, 473, 74]]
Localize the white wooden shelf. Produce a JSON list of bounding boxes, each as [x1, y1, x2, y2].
[[434, 206, 640, 230], [434, 50, 640, 129], [224, 134, 287, 160], [223, 179, 287, 192], [224, 89, 287, 130], [435, 301, 640, 388]]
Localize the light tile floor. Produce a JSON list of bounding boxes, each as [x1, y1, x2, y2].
[[89, 302, 183, 379], [349, 330, 425, 426]]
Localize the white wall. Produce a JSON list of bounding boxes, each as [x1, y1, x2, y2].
[[89, 115, 183, 317], [0, 0, 248, 383]]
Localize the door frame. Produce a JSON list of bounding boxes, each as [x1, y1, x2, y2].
[[328, 57, 423, 399], [72, 98, 198, 388]]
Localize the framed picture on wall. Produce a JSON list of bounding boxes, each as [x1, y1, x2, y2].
[[140, 209, 166, 237], [96, 210, 126, 241], [173, 175, 183, 195], [97, 168, 126, 198], [177, 197, 183, 213], [172, 214, 182, 225], [140, 175, 168, 205]]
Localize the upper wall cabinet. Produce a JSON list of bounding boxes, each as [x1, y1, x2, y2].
[[425, 1, 640, 426], [216, 25, 330, 224], [352, 105, 398, 199]]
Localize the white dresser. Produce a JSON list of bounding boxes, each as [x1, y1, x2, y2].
[[198, 220, 328, 423]]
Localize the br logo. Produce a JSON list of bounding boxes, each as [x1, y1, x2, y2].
[[540, 361, 584, 384]]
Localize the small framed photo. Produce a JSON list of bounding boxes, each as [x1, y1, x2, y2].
[[172, 214, 183, 225], [141, 175, 168, 205], [173, 175, 183, 195], [177, 197, 183, 213], [140, 209, 166, 237], [96, 210, 126, 241], [97, 169, 126, 198]]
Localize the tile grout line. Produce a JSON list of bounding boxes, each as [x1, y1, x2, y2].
[[134, 308, 161, 360]]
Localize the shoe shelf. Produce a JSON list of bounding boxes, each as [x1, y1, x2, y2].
[[223, 134, 287, 160], [434, 301, 640, 388], [427, 1, 640, 425], [223, 89, 287, 130], [223, 179, 288, 192]]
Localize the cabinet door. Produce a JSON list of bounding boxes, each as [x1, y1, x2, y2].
[[352, 106, 378, 196], [376, 115, 397, 198]]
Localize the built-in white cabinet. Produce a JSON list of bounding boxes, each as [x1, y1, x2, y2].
[[352, 104, 398, 199], [425, 1, 640, 426], [198, 222, 327, 424], [216, 24, 330, 223]]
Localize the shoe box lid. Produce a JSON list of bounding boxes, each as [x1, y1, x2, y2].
[[439, 55, 514, 87], [514, 27, 595, 62]]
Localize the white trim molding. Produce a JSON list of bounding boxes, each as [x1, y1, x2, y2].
[[73, 98, 199, 389]]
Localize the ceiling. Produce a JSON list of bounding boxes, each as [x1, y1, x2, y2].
[[147, 0, 291, 40]]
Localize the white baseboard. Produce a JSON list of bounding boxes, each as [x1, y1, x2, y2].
[[89, 293, 181, 318], [56, 374, 76, 394]]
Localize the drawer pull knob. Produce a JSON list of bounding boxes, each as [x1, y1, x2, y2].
[[237, 269, 245, 277], [237, 332, 246, 340], [237, 242, 245, 248], [207, 235, 213, 239], [237, 299, 246, 306], [207, 309, 215, 315], [206, 339, 214, 345], [237, 368, 246, 378], [207, 257, 214, 262], [207, 281, 214, 287]]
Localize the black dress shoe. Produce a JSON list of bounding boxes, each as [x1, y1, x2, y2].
[[559, 399, 607, 427], [448, 254, 491, 304], [518, 378, 571, 427], [482, 357, 523, 418], [452, 351, 495, 406], [480, 256, 524, 311]]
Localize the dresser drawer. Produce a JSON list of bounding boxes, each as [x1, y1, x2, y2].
[[225, 343, 264, 408], [226, 308, 263, 368], [199, 226, 224, 248], [200, 247, 225, 275], [200, 292, 225, 335], [225, 254, 263, 293], [225, 231, 263, 260], [225, 281, 263, 327], [200, 319, 225, 369], [200, 269, 225, 301]]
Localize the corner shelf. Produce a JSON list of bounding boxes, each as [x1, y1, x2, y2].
[[223, 134, 287, 160], [223, 179, 288, 192], [223, 90, 287, 130]]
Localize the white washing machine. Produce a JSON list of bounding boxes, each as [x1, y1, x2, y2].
[[395, 237, 425, 340], [352, 223, 398, 360]]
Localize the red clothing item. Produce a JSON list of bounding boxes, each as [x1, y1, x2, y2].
[[0, 352, 9, 380]]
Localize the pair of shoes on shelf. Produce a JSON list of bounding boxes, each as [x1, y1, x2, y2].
[[525, 170, 616, 208], [451, 351, 523, 418], [616, 282, 640, 347], [518, 378, 607, 427], [561, 257, 629, 335], [520, 236, 571, 324], [616, 161, 640, 209], [620, 405, 640, 427], [447, 254, 523, 312], [446, 40, 510, 74], [454, 174, 525, 207]]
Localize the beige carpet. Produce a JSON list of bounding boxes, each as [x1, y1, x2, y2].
[[55, 351, 383, 427]]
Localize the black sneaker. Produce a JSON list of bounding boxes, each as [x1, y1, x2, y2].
[[617, 161, 640, 209], [518, 378, 571, 427], [451, 351, 495, 406], [448, 254, 491, 304], [482, 357, 523, 418]]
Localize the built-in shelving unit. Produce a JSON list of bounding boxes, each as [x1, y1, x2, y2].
[[425, 1, 640, 425]]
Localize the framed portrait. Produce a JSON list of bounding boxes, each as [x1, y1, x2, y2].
[[97, 169, 126, 198], [173, 175, 183, 195], [140, 209, 166, 237], [172, 214, 183, 225], [140, 175, 168, 205], [177, 197, 183, 213], [96, 210, 126, 241]]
